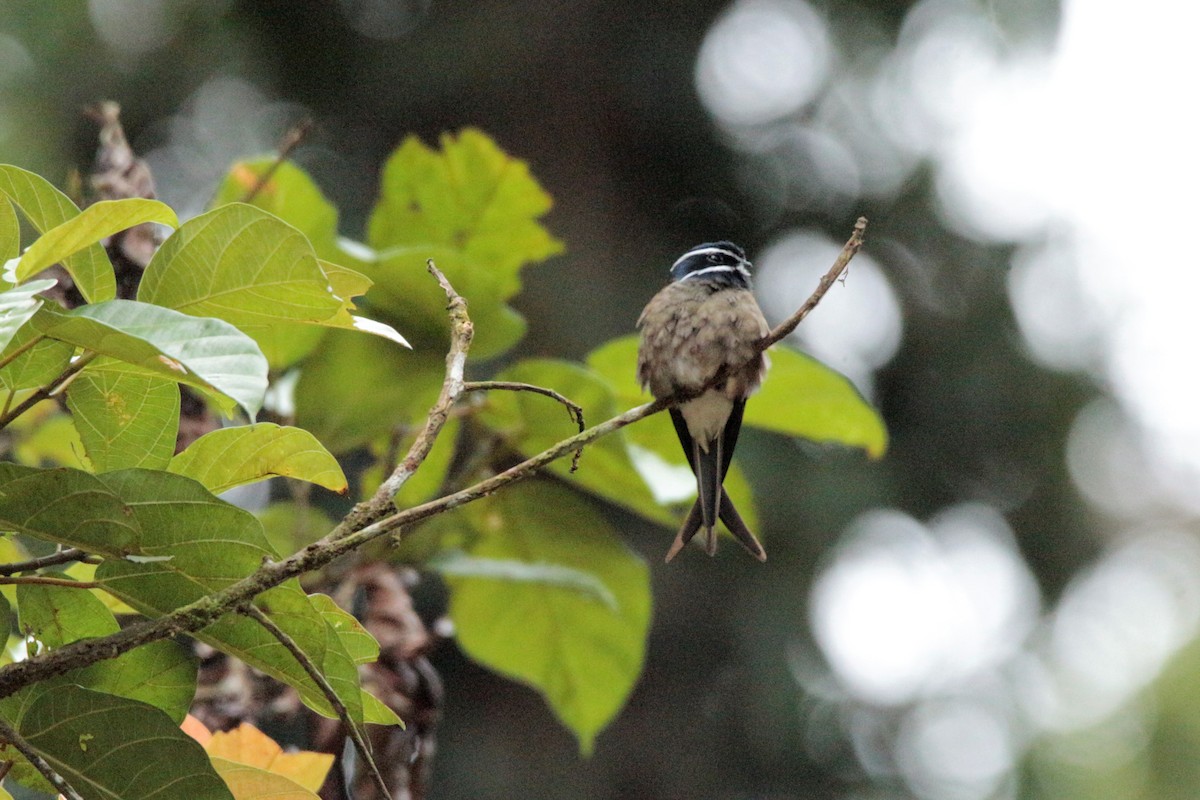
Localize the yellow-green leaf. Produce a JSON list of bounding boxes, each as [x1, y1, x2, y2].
[[0, 165, 115, 302], [15, 198, 177, 283], [448, 482, 650, 754], [170, 423, 347, 494]]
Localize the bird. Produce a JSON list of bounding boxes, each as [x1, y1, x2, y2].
[[636, 241, 770, 562]]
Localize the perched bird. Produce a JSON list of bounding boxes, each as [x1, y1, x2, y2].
[[637, 241, 770, 562]]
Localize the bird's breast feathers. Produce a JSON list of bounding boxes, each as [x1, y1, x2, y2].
[[637, 282, 769, 400]]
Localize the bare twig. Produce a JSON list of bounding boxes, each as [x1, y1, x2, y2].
[[759, 216, 867, 350], [0, 549, 99, 576], [0, 715, 84, 800], [0, 219, 868, 698], [239, 118, 315, 203], [0, 576, 99, 589], [335, 260, 474, 537], [242, 604, 390, 799], [462, 380, 586, 471]]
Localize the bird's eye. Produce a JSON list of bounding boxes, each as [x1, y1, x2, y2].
[[707, 254, 720, 263]]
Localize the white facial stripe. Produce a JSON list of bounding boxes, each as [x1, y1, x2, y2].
[[671, 246, 743, 271], [679, 263, 751, 281]]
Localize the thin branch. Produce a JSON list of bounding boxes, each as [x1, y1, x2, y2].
[[242, 604, 390, 799], [462, 380, 586, 471], [239, 118, 315, 203], [0, 715, 84, 800], [0, 549, 99, 576], [0, 352, 97, 431], [759, 216, 867, 350], [335, 259, 474, 537], [0, 218, 868, 698], [0, 576, 99, 589]]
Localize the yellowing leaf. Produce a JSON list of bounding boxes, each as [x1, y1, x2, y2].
[[210, 758, 321, 800], [207, 723, 334, 793]]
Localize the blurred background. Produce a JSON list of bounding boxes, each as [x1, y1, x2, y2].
[[3, 1, 1199, 798]]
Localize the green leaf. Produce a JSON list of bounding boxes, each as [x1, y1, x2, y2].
[[0, 278, 55, 354], [0, 165, 115, 302], [34, 299, 268, 417], [212, 160, 341, 262], [0, 314, 73, 391], [16, 579, 197, 722], [140, 203, 342, 326], [15, 198, 178, 283], [169, 423, 347, 495], [18, 578, 116, 649], [66, 368, 179, 471], [308, 593, 378, 665], [365, 129, 563, 359], [432, 550, 618, 611], [294, 328, 443, 453], [0, 684, 232, 800], [140, 203, 406, 369], [0, 196, 18, 261], [0, 468, 373, 725], [478, 358, 673, 525], [748, 346, 888, 457], [448, 482, 650, 754]]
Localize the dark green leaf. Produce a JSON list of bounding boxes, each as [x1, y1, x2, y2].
[[16, 579, 197, 722], [0, 684, 232, 800]]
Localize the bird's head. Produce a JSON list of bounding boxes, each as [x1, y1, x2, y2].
[[669, 241, 753, 288]]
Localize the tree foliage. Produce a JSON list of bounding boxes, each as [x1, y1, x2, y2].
[[0, 127, 884, 797]]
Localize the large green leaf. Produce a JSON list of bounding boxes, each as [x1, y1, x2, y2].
[[0, 684, 232, 800], [66, 368, 179, 472], [16, 580, 197, 723], [34, 299, 268, 417], [0, 279, 55, 355], [141, 202, 405, 368], [0, 165, 115, 302], [364, 129, 563, 359], [448, 482, 651, 754], [15, 198, 177, 283], [169, 423, 347, 495], [140, 203, 342, 326], [478, 358, 673, 525], [0, 468, 379, 725]]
